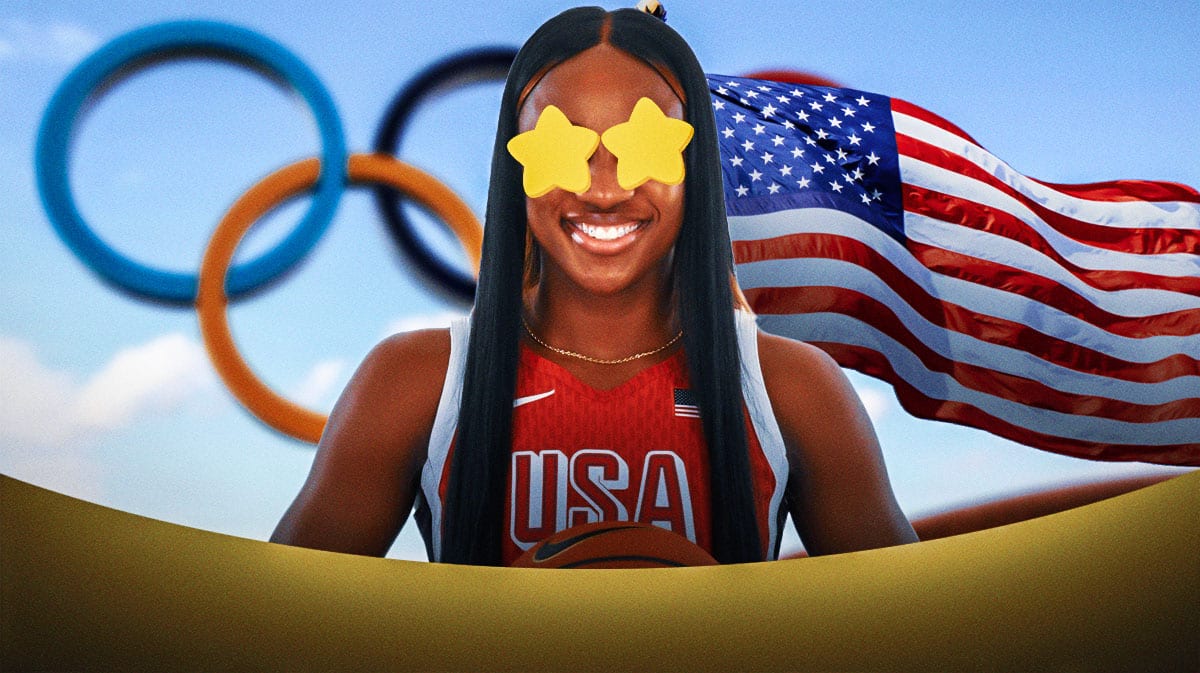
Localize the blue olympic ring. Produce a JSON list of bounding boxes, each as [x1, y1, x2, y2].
[[35, 20, 347, 304]]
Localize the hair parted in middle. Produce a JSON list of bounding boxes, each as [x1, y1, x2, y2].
[[440, 6, 763, 565]]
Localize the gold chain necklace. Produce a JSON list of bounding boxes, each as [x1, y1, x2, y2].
[[521, 316, 683, 365]]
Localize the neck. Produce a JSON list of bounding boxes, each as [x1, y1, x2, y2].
[[526, 272, 678, 362]]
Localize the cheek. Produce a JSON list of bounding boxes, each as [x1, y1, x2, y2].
[[525, 195, 562, 234], [652, 183, 685, 225]]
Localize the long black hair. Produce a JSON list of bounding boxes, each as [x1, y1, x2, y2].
[[440, 7, 762, 565]]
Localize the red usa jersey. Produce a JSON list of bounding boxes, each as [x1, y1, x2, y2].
[[415, 311, 790, 564]]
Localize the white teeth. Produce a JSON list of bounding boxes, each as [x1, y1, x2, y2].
[[574, 222, 639, 241]]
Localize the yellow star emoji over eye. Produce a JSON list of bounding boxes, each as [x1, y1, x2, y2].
[[600, 97, 694, 190], [506, 105, 600, 198]]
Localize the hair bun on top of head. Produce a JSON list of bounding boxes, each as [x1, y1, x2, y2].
[[635, 0, 667, 21]]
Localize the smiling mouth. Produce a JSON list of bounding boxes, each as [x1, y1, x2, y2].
[[562, 214, 649, 249], [571, 221, 643, 241]]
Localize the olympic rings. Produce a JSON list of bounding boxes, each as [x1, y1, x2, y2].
[[35, 21, 835, 307], [35, 20, 348, 304], [197, 154, 483, 443], [37, 21, 857, 439], [372, 47, 517, 302]]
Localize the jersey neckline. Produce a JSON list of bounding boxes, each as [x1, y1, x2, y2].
[[517, 341, 688, 399]]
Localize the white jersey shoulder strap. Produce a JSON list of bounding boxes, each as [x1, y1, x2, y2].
[[734, 309, 790, 560], [419, 314, 471, 562]]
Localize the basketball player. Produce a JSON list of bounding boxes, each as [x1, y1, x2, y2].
[[271, 6, 917, 565]]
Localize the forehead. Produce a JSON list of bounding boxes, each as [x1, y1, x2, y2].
[[518, 44, 684, 132]]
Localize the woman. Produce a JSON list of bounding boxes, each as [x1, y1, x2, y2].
[[271, 6, 916, 565]]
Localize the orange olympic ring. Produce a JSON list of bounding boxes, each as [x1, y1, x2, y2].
[[197, 153, 483, 443]]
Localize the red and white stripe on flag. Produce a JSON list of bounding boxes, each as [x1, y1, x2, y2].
[[724, 85, 1199, 465]]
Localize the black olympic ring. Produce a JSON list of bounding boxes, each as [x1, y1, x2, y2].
[[372, 47, 518, 302]]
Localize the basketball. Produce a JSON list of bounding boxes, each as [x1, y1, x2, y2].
[[511, 521, 719, 568]]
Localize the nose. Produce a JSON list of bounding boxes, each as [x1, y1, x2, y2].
[[577, 143, 634, 209]]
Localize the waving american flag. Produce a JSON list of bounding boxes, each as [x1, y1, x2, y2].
[[710, 75, 1199, 465]]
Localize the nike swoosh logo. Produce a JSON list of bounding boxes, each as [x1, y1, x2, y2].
[[533, 524, 643, 563], [513, 389, 556, 408]]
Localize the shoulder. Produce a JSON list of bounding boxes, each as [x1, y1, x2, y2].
[[370, 327, 452, 373], [322, 328, 452, 451], [351, 328, 452, 408], [754, 329, 846, 399], [752, 329, 867, 464]]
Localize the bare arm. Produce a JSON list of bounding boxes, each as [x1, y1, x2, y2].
[[270, 329, 450, 556], [758, 331, 917, 556]]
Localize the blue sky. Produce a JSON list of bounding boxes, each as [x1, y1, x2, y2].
[[1, 1, 1196, 560]]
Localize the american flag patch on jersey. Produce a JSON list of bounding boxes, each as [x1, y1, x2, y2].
[[674, 388, 700, 418]]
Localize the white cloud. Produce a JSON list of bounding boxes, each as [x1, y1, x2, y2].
[[291, 359, 348, 407], [74, 333, 217, 430], [47, 22, 100, 59], [0, 333, 217, 446], [0, 446, 105, 503], [0, 19, 100, 64], [0, 338, 79, 445], [846, 372, 895, 424]]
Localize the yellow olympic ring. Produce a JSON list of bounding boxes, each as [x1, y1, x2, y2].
[[197, 153, 483, 443]]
